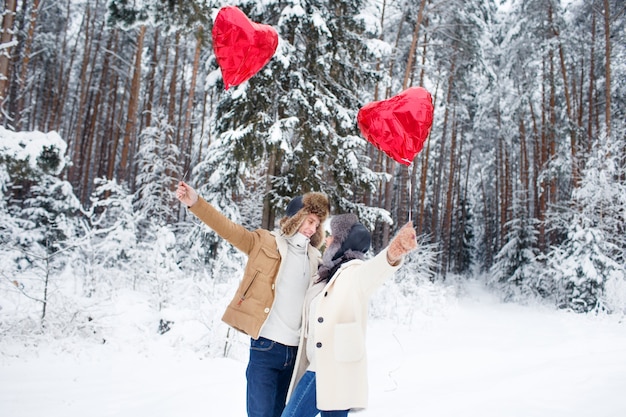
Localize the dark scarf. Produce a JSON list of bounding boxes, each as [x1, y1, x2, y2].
[[316, 249, 366, 284]]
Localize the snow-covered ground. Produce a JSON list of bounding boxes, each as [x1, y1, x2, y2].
[[2, 282, 625, 417]]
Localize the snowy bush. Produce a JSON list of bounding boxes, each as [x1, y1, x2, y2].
[[545, 133, 626, 314], [370, 238, 446, 325], [488, 217, 548, 302], [548, 226, 625, 313]]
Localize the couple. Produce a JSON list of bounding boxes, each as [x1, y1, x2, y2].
[[176, 182, 417, 417]]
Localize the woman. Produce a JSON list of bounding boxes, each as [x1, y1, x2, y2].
[[281, 214, 418, 417]]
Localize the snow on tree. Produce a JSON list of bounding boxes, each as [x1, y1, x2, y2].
[[547, 130, 625, 312], [134, 118, 181, 226], [549, 226, 623, 313], [83, 178, 146, 292], [0, 127, 79, 326], [489, 215, 543, 302], [202, 0, 388, 232], [545, 133, 626, 313]]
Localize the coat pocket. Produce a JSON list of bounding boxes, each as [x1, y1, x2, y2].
[[333, 322, 365, 362]]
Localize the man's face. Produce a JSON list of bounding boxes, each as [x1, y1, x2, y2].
[[298, 214, 321, 238]]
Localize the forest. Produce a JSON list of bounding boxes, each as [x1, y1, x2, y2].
[[1, 0, 625, 341]]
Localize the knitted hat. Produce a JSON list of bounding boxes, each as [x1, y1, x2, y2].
[[279, 192, 330, 248]]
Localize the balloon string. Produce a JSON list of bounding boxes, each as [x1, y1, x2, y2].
[[408, 165, 413, 223]]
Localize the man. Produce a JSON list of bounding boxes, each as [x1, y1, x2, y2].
[[176, 182, 330, 417]]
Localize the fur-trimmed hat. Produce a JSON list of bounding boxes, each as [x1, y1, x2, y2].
[[279, 192, 330, 248], [324, 214, 371, 261], [317, 213, 372, 283]]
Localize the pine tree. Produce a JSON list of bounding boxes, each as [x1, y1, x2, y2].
[[546, 133, 626, 313], [10, 174, 82, 323], [549, 225, 622, 313], [134, 117, 181, 226], [85, 178, 143, 291], [489, 215, 542, 302], [203, 0, 386, 230]]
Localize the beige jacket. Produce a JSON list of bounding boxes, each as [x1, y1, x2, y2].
[[190, 197, 321, 339], [287, 248, 401, 411]]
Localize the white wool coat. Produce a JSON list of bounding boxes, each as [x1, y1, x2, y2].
[[286, 248, 402, 411]]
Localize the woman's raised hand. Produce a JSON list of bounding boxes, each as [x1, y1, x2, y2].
[[387, 221, 418, 264]]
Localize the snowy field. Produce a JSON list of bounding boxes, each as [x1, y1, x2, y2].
[[1, 282, 625, 417]]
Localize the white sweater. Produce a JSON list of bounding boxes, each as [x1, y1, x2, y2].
[[259, 233, 311, 346]]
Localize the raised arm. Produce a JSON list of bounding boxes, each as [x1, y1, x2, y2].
[[175, 181, 258, 254]]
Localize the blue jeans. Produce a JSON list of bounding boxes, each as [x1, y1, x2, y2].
[[281, 371, 349, 417], [246, 337, 298, 417]]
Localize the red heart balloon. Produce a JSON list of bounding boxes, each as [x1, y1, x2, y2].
[[357, 87, 434, 166], [212, 6, 279, 90]]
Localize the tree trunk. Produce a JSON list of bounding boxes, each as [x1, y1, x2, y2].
[[416, 79, 437, 235], [67, 3, 96, 184], [519, 114, 529, 213], [537, 59, 548, 251], [105, 64, 121, 181], [441, 114, 458, 278], [548, 48, 557, 209], [503, 143, 511, 244], [480, 171, 493, 269], [401, 0, 427, 90], [49, 0, 74, 132], [15, 0, 41, 129], [144, 29, 159, 130], [380, 158, 395, 247], [175, 55, 187, 151], [602, 0, 611, 137], [119, 25, 146, 183], [197, 88, 212, 164], [416, 134, 431, 235], [587, 11, 596, 153], [456, 148, 471, 271], [167, 31, 180, 146], [0, 0, 17, 116], [431, 59, 455, 246], [549, 5, 578, 187], [372, 0, 387, 102], [384, 7, 407, 99], [495, 132, 502, 250], [262, 149, 280, 230], [181, 27, 203, 176], [158, 35, 171, 111], [81, 29, 116, 203]]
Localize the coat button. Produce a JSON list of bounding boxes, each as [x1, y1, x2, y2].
[[264, 308, 270, 313], [324, 292, 328, 297], [316, 342, 322, 348], [317, 317, 324, 323]]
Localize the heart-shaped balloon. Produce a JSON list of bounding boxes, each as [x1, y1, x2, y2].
[[211, 6, 279, 90], [357, 87, 434, 166]]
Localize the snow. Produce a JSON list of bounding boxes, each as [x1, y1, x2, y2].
[[2, 282, 625, 417], [365, 38, 393, 59], [0, 126, 67, 175], [311, 12, 332, 38]]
